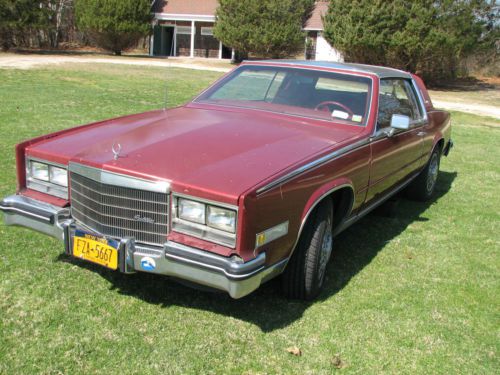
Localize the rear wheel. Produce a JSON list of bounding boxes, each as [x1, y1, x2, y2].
[[281, 199, 333, 300], [406, 147, 441, 201]]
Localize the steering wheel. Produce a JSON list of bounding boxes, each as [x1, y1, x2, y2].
[[314, 101, 354, 119]]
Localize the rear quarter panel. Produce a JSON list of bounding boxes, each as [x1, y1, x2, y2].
[[424, 110, 451, 157], [412, 74, 451, 155]]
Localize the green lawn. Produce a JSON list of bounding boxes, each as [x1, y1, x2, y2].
[[0, 64, 498, 374]]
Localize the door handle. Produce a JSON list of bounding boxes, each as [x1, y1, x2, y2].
[[417, 131, 426, 136]]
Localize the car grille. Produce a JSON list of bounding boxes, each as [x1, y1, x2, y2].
[[70, 172, 169, 246]]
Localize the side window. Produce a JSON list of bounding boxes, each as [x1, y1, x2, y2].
[[378, 79, 422, 128], [404, 80, 423, 118]]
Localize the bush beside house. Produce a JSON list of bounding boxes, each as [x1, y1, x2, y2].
[[75, 0, 151, 55], [213, 0, 315, 59], [323, 0, 499, 82]]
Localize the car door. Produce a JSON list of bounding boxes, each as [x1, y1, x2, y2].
[[365, 78, 426, 203]]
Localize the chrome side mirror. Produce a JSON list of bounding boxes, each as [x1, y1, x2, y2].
[[390, 114, 411, 130]]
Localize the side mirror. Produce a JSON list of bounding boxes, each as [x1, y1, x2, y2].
[[390, 114, 411, 130]]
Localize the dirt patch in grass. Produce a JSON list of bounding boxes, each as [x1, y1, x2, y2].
[[428, 77, 500, 119], [0, 51, 233, 72]]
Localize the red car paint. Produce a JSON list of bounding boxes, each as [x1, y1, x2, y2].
[[16, 62, 451, 264]]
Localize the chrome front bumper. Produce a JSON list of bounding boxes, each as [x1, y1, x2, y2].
[[0, 194, 285, 299], [0, 195, 72, 240]]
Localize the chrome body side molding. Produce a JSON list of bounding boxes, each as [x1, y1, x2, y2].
[[256, 139, 370, 195]]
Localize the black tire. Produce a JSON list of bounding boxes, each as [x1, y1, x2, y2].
[[281, 199, 333, 300], [406, 147, 441, 201]]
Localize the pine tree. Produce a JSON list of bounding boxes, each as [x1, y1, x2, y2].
[[323, 0, 497, 82], [75, 0, 151, 55], [0, 0, 52, 50], [214, 0, 315, 59]]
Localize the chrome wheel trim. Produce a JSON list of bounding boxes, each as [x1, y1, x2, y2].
[[318, 223, 333, 284], [426, 153, 439, 194]]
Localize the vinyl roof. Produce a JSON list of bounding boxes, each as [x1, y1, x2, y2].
[[249, 60, 412, 79]]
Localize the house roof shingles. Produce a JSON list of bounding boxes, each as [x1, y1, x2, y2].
[[153, 0, 219, 16], [304, 0, 329, 30]]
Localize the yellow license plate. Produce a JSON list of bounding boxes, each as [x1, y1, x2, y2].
[[72, 230, 119, 270]]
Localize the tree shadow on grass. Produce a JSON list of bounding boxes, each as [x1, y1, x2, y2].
[[429, 76, 498, 92], [59, 171, 456, 332]]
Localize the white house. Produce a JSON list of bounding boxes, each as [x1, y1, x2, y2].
[[304, 0, 344, 62], [151, 0, 343, 62]]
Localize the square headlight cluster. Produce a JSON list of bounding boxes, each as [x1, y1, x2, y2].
[[26, 159, 68, 199], [173, 195, 237, 248]]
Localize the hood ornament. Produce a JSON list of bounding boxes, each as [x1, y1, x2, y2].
[[112, 142, 122, 160]]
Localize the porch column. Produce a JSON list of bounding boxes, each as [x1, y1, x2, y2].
[[190, 20, 195, 58], [218, 41, 223, 59], [231, 48, 235, 62], [173, 26, 177, 57]]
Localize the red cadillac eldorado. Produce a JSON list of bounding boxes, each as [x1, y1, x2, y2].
[[0, 61, 452, 300]]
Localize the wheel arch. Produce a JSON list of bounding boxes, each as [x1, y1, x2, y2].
[[436, 137, 445, 153], [284, 179, 355, 268], [424, 136, 445, 163], [432, 134, 445, 155]]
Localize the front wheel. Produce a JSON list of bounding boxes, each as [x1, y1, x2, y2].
[[406, 147, 441, 201], [281, 199, 333, 300]]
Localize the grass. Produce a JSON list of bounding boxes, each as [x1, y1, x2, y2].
[[0, 64, 499, 374]]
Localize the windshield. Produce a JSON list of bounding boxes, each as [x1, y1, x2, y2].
[[195, 65, 372, 126]]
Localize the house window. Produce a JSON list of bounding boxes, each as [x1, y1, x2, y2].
[[177, 26, 192, 35], [201, 27, 214, 36]]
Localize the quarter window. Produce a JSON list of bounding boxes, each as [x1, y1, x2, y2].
[[377, 79, 423, 128]]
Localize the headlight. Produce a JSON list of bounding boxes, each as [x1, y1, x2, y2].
[[173, 195, 238, 248], [26, 158, 68, 199], [207, 206, 236, 233], [49, 166, 68, 187], [178, 198, 206, 224], [31, 161, 49, 181]]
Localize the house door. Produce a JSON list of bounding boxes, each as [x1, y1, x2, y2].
[[153, 26, 174, 56], [221, 44, 232, 59]]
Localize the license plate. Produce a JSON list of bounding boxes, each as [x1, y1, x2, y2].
[[72, 229, 119, 270]]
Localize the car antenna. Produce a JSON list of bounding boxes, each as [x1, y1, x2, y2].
[[164, 83, 168, 112], [163, 62, 169, 112]]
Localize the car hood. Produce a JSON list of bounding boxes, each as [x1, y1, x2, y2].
[[28, 106, 364, 202]]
